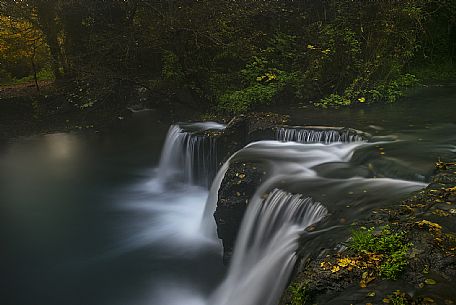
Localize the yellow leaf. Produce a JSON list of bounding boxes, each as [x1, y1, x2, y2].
[[337, 257, 357, 268], [425, 278, 437, 285], [423, 297, 435, 303], [416, 220, 442, 232]]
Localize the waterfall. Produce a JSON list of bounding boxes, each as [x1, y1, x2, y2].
[[209, 188, 327, 305], [276, 126, 365, 143], [200, 160, 231, 238], [150, 124, 425, 305], [157, 122, 224, 187]]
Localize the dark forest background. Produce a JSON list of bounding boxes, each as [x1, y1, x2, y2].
[[1, 0, 455, 113]]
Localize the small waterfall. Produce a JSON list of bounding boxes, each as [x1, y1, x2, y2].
[[200, 160, 231, 238], [276, 126, 365, 143], [157, 123, 224, 187], [209, 188, 327, 305]]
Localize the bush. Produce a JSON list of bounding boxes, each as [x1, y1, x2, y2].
[[218, 83, 279, 113], [314, 73, 419, 108], [287, 283, 309, 305], [349, 226, 412, 280]]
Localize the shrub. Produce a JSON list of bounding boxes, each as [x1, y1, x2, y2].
[[349, 226, 412, 280]]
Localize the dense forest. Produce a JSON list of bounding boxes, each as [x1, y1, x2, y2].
[[1, 0, 456, 113]]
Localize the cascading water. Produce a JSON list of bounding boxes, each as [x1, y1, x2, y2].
[[157, 122, 225, 187], [5, 85, 456, 305], [199, 138, 426, 305], [276, 126, 366, 143], [209, 188, 327, 305], [124, 123, 426, 305], [114, 122, 226, 255]]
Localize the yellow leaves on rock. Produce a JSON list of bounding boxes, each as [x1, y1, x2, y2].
[[435, 160, 456, 170], [435, 160, 447, 170], [321, 257, 361, 272], [337, 257, 353, 267], [446, 186, 456, 193], [337, 257, 358, 271], [360, 271, 376, 288], [416, 220, 442, 233], [319, 253, 386, 288], [235, 172, 246, 179], [320, 261, 342, 273], [320, 261, 331, 270], [416, 220, 449, 248], [423, 297, 435, 303], [235, 172, 246, 185], [424, 278, 437, 285], [432, 209, 450, 217]]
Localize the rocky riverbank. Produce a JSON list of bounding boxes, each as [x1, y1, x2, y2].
[[280, 160, 456, 305]]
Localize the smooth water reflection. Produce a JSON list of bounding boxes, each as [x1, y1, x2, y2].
[[0, 118, 224, 305]]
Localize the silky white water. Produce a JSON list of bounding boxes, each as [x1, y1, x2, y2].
[[158, 122, 225, 187], [209, 188, 327, 305], [276, 126, 366, 143], [114, 123, 226, 254], [116, 124, 427, 305]]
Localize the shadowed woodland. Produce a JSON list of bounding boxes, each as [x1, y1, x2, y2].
[[1, 0, 456, 114]]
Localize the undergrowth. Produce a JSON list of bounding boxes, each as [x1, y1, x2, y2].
[[349, 225, 412, 280], [287, 283, 309, 305]]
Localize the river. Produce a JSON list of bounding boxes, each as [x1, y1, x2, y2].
[[0, 85, 455, 305]]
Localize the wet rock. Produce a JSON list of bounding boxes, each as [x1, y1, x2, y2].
[[209, 113, 288, 263], [215, 112, 289, 160], [214, 161, 267, 264]]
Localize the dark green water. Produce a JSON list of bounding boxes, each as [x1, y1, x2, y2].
[[0, 85, 455, 305]]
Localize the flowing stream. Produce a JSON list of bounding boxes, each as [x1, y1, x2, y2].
[[1, 85, 455, 305], [209, 188, 327, 305]]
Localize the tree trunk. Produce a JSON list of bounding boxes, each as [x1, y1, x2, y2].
[[449, 22, 456, 64], [31, 54, 40, 92], [35, 0, 63, 80]]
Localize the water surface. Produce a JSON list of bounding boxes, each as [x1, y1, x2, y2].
[[1, 85, 455, 305]]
